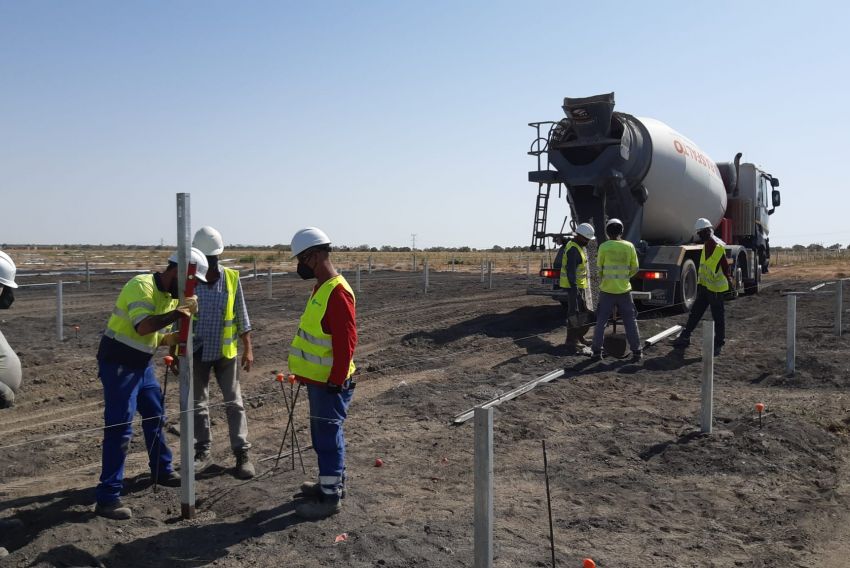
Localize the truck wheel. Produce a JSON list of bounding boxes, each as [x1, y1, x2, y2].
[[744, 264, 761, 295], [677, 259, 698, 313]]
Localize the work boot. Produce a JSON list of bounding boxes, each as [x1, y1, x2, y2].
[[295, 494, 342, 520], [300, 481, 347, 499], [194, 449, 213, 473], [95, 500, 133, 520], [234, 450, 255, 480], [590, 351, 603, 362], [630, 350, 643, 363], [155, 470, 182, 487], [672, 334, 691, 348]]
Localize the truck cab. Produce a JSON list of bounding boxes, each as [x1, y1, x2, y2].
[[732, 163, 780, 274]]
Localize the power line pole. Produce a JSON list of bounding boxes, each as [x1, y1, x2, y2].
[[411, 234, 417, 251]]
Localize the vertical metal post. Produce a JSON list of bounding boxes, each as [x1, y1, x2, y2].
[[836, 280, 843, 337], [356, 264, 361, 293], [540, 257, 545, 272], [85, 260, 91, 291], [480, 259, 485, 282], [368, 256, 373, 275], [487, 261, 493, 290], [176, 193, 196, 519], [424, 258, 429, 293], [412, 254, 416, 272], [253, 258, 258, 280], [474, 406, 494, 568], [700, 320, 714, 434], [787, 295, 796, 376], [526, 258, 530, 279], [56, 280, 64, 341], [451, 257, 455, 272], [267, 266, 273, 299]]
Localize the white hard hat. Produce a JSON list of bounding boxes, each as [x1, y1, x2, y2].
[[291, 227, 331, 258], [168, 247, 209, 282], [694, 218, 713, 233], [0, 251, 18, 288], [575, 223, 596, 240], [606, 218, 623, 229], [193, 226, 224, 256]]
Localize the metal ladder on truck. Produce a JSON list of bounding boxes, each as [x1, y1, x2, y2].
[[527, 121, 561, 251]]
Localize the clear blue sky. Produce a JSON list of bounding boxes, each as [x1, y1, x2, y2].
[[1, 1, 847, 249]]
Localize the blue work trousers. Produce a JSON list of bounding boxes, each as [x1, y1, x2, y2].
[[591, 291, 642, 353], [95, 361, 173, 505], [306, 383, 353, 497]]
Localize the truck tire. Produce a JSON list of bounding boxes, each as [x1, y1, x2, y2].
[[744, 264, 761, 295], [677, 259, 698, 313]]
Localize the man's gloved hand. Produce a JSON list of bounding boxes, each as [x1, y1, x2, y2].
[[175, 296, 198, 317], [160, 332, 180, 347]]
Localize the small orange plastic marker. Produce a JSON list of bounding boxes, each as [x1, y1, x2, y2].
[[276, 373, 285, 383], [755, 403, 765, 413], [288, 374, 296, 385], [375, 458, 384, 467], [583, 559, 596, 568], [164, 355, 174, 366]]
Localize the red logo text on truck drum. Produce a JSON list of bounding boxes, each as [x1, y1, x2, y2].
[[673, 139, 721, 179]]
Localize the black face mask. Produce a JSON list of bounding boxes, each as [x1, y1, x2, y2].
[[168, 278, 179, 298], [296, 261, 315, 280], [0, 286, 14, 310]]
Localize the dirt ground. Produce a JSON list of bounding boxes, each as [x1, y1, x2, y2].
[[2, 263, 850, 567]]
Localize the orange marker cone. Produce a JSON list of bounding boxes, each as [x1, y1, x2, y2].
[[755, 403, 765, 428], [583, 559, 596, 568], [288, 374, 296, 385], [276, 373, 285, 383]]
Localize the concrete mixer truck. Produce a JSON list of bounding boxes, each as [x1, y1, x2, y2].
[[527, 92, 781, 311]]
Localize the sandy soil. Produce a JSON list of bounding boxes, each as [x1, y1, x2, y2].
[[1, 266, 850, 567]]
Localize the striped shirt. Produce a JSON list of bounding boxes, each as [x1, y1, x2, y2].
[[194, 269, 251, 362]]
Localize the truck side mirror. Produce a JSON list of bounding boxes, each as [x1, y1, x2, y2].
[[772, 190, 781, 207], [770, 177, 780, 188]]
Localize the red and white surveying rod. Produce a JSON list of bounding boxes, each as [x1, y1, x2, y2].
[[177, 262, 198, 357]]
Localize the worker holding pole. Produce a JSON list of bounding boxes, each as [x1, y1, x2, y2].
[[561, 223, 596, 356], [93, 249, 207, 520], [672, 218, 734, 356], [288, 227, 358, 520], [0, 251, 21, 409], [590, 218, 642, 362], [191, 226, 256, 479]]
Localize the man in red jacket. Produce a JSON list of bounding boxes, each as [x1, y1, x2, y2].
[[287, 227, 357, 520]]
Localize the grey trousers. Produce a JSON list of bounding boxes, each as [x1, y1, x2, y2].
[[591, 292, 641, 353], [193, 355, 251, 453]]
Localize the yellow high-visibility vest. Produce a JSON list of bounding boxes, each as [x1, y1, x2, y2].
[[598, 239, 638, 294], [104, 274, 177, 355], [559, 241, 589, 289], [288, 275, 356, 383], [219, 268, 240, 359], [698, 245, 730, 293]]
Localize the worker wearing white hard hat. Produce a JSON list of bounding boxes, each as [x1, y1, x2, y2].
[[93, 248, 207, 520], [0, 250, 21, 410], [191, 226, 255, 480], [673, 218, 733, 356], [287, 227, 358, 519], [590, 218, 642, 362], [561, 223, 596, 355]]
